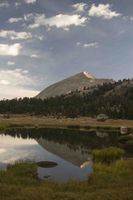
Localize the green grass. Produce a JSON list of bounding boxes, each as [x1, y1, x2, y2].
[[0, 162, 37, 186], [93, 160, 131, 176], [0, 160, 133, 200], [0, 124, 7, 131], [92, 147, 125, 163]]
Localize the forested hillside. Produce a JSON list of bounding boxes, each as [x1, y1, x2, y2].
[[0, 79, 133, 119]]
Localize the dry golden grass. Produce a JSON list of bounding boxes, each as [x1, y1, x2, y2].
[[0, 115, 133, 129]]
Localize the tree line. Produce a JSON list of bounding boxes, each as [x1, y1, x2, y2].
[[0, 79, 133, 119]]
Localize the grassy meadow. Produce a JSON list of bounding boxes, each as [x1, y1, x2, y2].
[[1, 115, 133, 131], [0, 159, 133, 200]]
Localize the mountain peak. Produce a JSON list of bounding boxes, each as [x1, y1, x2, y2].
[[36, 72, 114, 99], [83, 71, 96, 79]]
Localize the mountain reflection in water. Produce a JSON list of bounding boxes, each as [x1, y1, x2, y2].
[[0, 128, 119, 181]]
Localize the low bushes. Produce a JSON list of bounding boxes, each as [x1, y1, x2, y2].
[[118, 135, 132, 143], [118, 135, 133, 154]]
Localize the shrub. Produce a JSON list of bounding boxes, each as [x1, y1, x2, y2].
[[118, 135, 132, 143], [125, 139, 133, 153], [92, 147, 125, 164]]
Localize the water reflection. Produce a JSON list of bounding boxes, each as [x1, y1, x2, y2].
[[0, 128, 119, 182]]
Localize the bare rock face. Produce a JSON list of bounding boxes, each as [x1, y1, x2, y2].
[[36, 72, 114, 99]]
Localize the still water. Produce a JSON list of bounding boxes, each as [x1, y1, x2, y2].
[[0, 128, 119, 182]]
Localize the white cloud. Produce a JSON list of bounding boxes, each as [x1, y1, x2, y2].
[[0, 30, 32, 40], [72, 3, 87, 12], [77, 42, 99, 48], [0, 148, 6, 154], [0, 69, 35, 86], [122, 16, 133, 21], [29, 14, 87, 30], [0, 86, 38, 99], [76, 42, 82, 46], [24, 0, 37, 4], [0, 43, 22, 56], [9, 13, 87, 31], [89, 4, 121, 19], [0, 69, 39, 99], [8, 14, 34, 24], [35, 35, 44, 40], [8, 17, 23, 23], [83, 42, 99, 48], [0, 80, 10, 85], [24, 13, 34, 21], [31, 54, 40, 58], [7, 61, 15, 66], [0, 2, 9, 8], [15, 2, 21, 7]]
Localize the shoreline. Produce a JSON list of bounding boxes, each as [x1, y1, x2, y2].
[[0, 115, 133, 131]]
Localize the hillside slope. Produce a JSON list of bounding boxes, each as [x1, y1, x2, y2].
[[36, 72, 114, 99]]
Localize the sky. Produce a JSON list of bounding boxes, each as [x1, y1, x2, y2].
[[0, 0, 133, 99]]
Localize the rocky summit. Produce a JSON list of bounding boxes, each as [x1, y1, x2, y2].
[[36, 72, 114, 99]]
